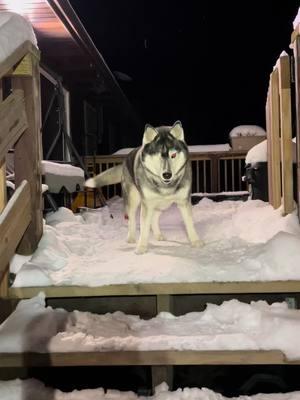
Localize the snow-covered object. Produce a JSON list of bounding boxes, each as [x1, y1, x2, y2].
[[10, 197, 300, 288], [41, 161, 84, 178], [245, 139, 297, 165], [0, 379, 299, 400], [245, 140, 267, 164], [2, 294, 300, 360], [113, 144, 231, 155], [41, 161, 85, 193], [293, 7, 300, 29], [229, 125, 266, 138], [0, 12, 37, 64]]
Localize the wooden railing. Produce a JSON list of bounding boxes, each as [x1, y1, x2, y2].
[[266, 52, 294, 214], [0, 41, 43, 298], [84, 150, 248, 200]]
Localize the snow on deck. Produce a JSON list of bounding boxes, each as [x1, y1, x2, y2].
[[1, 293, 300, 359], [10, 197, 300, 288], [0, 12, 37, 64], [0, 380, 299, 400]]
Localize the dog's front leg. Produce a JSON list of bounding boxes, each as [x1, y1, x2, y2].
[[177, 201, 203, 247], [136, 203, 154, 254]]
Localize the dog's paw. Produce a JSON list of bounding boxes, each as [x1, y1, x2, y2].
[[191, 239, 204, 248], [154, 233, 166, 241], [135, 245, 148, 255], [127, 236, 136, 244]]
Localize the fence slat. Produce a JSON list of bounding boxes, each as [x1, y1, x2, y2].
[[278, 54, 294, 214], [292, 35, 300, 221], [0, 90, 28, 160], [268, 69, 281, 209], [0, 181, 31, 289]]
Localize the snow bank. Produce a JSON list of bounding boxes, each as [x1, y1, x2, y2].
[[11, 197, 300, 287], [0, 12, 37, 64], [2, 295, 300, 360], [0, 379, 299, 400]]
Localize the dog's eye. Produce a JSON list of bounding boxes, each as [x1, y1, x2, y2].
[[170, 149, 177, 159], [171, 152, 177, 158]]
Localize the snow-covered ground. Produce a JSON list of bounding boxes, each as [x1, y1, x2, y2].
[[0, 380, 299, 400], [1, 293, 300, 359], [10, 197, 300, 287]]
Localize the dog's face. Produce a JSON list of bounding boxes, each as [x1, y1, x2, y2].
[[141, 121, 188, 185]]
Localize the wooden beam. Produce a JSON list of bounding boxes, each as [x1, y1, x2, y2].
[[12, 53, 43, 255], [0, 41, 39, 80], [0, 181, 31, 291], [268, 69, 281, 209], [278, 54, 294, 215], [0, 90, 28, 160], [0, 350, 297, 368], [8, 280, 300, 299], [292, 35, 300, 222]]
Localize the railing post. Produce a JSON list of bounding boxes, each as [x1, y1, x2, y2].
[[292, 35, 300, 222], [0, 80, 8, 297], [268, 69, 281, 209], [278, 53, 294, 214], [11, 52, 43, 254]]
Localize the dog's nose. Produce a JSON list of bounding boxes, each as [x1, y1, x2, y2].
[[162, 172, 172, 180]]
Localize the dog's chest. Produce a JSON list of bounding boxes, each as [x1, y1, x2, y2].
[[141, 185, 188, 209]]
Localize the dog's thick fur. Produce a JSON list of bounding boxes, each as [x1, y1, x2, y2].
[[85, 121, 202, 254]]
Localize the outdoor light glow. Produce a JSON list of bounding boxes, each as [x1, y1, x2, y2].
[[4, 0, 27, 14]]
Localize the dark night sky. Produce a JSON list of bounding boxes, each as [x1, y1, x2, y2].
[[70, 0, 299, 146]]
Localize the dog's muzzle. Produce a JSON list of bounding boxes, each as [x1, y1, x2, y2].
[[162, 171, 172, 184]]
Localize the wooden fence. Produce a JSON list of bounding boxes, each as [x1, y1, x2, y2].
[[0, 41, 43, 298], [84, 150, 248, 201]]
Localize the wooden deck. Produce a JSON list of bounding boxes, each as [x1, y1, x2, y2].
[[8, 280, 300, 299], [0, 350, 298, 368]]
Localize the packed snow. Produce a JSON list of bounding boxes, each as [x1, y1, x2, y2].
[[114, 144, 231, 155], [0, 12, 37, 64], [229, 126, 266, 138], [10, 196, 300, 287], [1, 293, 300, 359], [0, 380, 299, 400]]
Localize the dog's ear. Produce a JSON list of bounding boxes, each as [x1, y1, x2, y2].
[[170, 120, 184, 141], [143, 124, 158, 145]]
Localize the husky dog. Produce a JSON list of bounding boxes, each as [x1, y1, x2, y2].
[[85, 121, 202, 254]]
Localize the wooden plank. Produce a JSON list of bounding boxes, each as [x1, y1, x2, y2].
[[156, 295, 173, 314], [12, 54, 43, 255], [278, 54, 294, 215], [268, 69, 281, 209], [0, 350, 297, 368], [0, 90, 28, 160], [8, 280, 300, 299], [0, 181, 31, 289], [151, 366, 173, 390], [0, 41, 39, 79], [293, 36, 300, 222]]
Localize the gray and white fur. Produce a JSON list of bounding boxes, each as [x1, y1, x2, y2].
[[85, 121, 202, 254]]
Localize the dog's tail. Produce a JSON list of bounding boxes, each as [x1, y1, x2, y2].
[[85, 164, 123, 188]]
